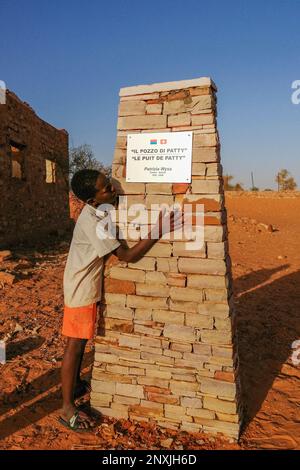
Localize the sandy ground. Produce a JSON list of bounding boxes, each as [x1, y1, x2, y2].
[[0, 192, 299, 450]]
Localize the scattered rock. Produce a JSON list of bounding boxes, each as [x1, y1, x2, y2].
[[30, 325, 42, 336], [0, 271, 16, 286], [13, 323, 24, 334], [0, 250, 12, 262], [196, 439, 205, 445], [257, 223, 268, 231], [41, 306, 53, 313], [175, 444, 184, 450], [160, 438, 173, 448], [229, 215, 276, 233], [99, 423, 115, 439], [2, 333, 11, 342]]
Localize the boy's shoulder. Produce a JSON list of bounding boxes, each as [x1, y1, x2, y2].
[[71, 203, 120, 256], [75, 204, 110, 236], [77, 204, 98, 225], [77, 203, 89, 221]]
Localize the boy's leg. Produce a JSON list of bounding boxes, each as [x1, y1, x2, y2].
[[75, 302, 99, 390], [75, 342, 92, 393], [61, 337, 95, 428]]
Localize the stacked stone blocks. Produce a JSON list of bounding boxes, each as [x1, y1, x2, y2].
[[91, 77, 242, 439]]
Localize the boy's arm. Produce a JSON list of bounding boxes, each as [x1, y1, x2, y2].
[[114, 210, 181, 263]]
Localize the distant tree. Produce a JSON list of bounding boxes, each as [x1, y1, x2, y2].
[[223, 175, 235, 190], [69, 144, 111, 181], [234, 182, 244, 191], [276, 169, 288, 191], [224, 175, 244, 191], [275, 169, 297, 191], [251, 186, 259, 191], [285, 178, 297, 190]]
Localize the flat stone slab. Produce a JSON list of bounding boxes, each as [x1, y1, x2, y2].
[[120, 77, 217, 97]]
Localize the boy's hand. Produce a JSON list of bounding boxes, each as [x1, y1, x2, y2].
[[155, 207, 184, 238], [115, 207, 184, 264]]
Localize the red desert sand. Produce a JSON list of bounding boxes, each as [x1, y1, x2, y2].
[[0, 191, 299, 450]]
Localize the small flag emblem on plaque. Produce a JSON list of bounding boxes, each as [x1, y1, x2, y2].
[[160, 139, 167, 144], [150, 139, 157, 145]]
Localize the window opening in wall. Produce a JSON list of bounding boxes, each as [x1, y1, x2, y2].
[[45, 159, 56, 183], [9, 141, 26, 179]]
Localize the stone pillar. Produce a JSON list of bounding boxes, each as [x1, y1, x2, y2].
[[91, 77, 242, 439]]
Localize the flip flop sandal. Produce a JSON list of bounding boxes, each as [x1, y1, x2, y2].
[[58, 411, 94, 433], [77, 403, 103, 420]]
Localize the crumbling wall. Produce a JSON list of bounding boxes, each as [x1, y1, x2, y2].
[[0, 90, 69, 247]]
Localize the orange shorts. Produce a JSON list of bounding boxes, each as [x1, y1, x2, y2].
[[62, 303, 98, 339]]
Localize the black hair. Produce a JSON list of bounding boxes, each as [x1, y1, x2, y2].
[[71, 169, 100, 202]]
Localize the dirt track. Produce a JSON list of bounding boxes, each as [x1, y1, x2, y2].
[[0, 192, 299, 450]]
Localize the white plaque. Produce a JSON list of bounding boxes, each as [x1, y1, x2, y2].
[[126, 132, 192, 183]]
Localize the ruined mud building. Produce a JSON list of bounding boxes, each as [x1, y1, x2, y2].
[[0, 90, 69, 247]]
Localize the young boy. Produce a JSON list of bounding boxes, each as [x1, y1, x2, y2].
[[59, 169, 180, 431]]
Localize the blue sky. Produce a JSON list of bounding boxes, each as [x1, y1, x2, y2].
[[1, 0, 299, 189]]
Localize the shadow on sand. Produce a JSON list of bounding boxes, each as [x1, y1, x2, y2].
[[0, 351, 94, 439], [235, 265, 300, 430]]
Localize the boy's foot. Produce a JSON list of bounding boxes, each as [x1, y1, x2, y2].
[[74, 379, 91, 398], [59, 405, 96, 432]]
